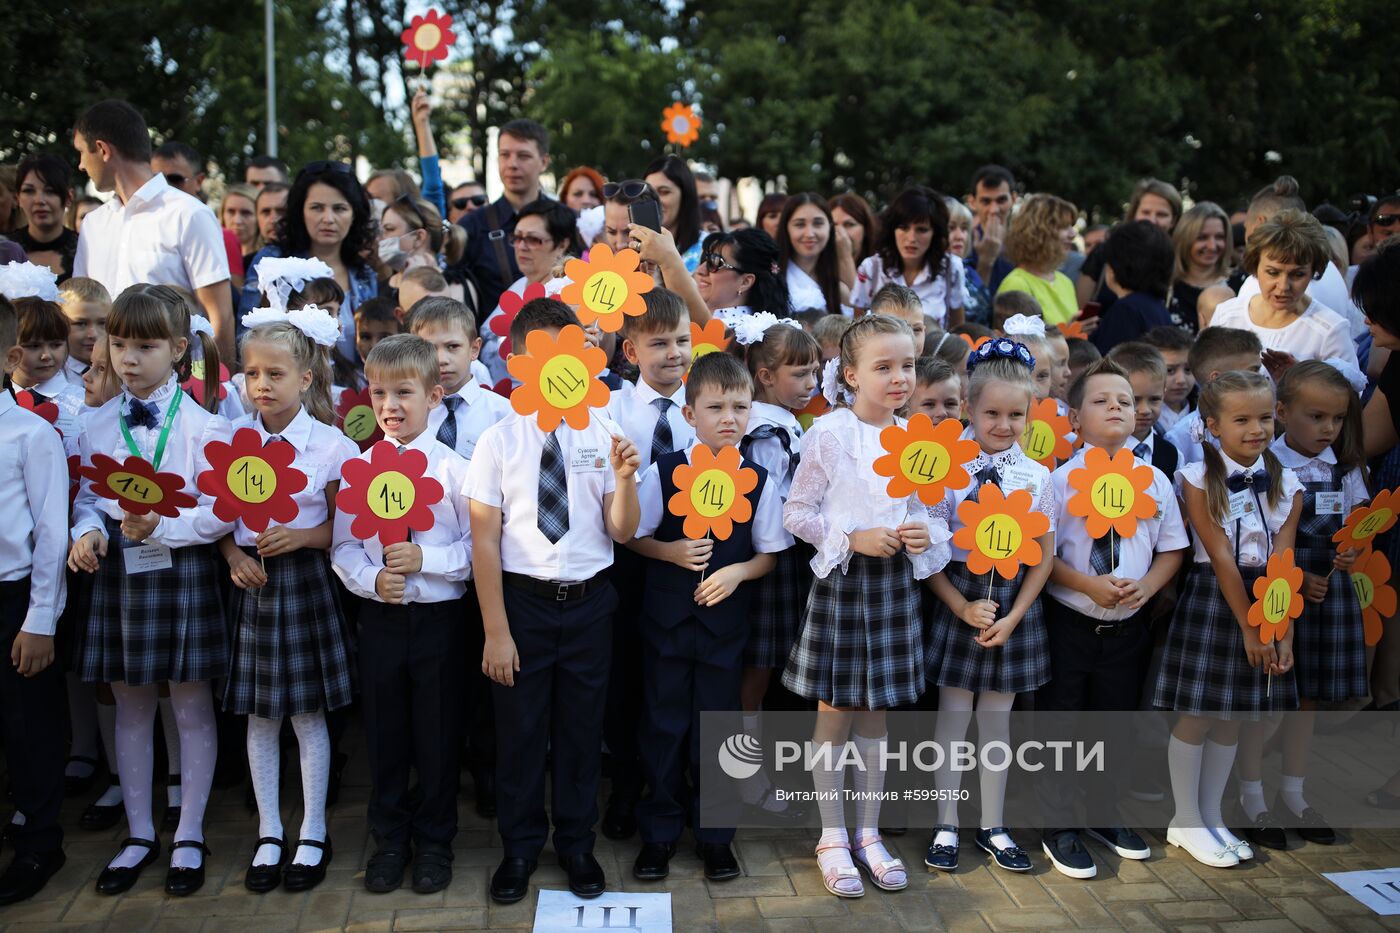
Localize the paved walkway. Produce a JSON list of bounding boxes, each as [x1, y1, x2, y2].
[[6, 727, 1400, 932]]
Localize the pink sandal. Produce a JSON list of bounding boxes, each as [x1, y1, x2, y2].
[[815, 841, 865, 898], [853, 838, 908, 891]]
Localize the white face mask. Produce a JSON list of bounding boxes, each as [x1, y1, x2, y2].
[[377, 234, 408, 268]]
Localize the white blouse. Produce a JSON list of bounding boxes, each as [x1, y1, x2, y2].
[[786, 264, 829, 313], [931, 436, 1056, 564], [1208, 294, 1359, 374], [745, 401, 804, 501], [1269, 436, 1368, 512], [1176, 453, 1303, 567], [783, 407, 951, 580], [850, 254, 970, 328]]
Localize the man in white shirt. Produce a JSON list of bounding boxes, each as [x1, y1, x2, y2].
[[71, 100, 235, 360]]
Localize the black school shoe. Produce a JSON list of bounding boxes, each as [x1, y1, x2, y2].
[[81, 781, 124, 831], [243, 837, 286, 893], [490, 856, 536, 904], [975, 827, 1032, 872], [364, 846, 410, 893], [633, 842, 675, 881], [1275, 794, 1336, 845], [697, 843, 741, 881], [412, 848, 452, 894], [1241, 806, 1288, 850], [64, 756, 100, 797], [284, 838, 333, 892], [924, 825, 959, 872], [95, 837, 160, 896], [601, 795, 638, 841], [0, 850, 65, 905], [560, 852, 606, 898], [164, 840, 211, 897]]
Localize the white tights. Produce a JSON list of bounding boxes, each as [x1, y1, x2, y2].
[[247, 712, 331, 867], [932, 687, 1016, 849]]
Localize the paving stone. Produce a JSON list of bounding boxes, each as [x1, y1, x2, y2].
[[979, 906, 1076, 930], [390, 907, 488, 930], [1149, 897, 1241, 921], [754, 894, 852, 918]]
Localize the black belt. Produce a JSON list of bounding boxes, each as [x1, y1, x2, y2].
[[1052, 603, 1138, 636], [503, 571, 604, 602]]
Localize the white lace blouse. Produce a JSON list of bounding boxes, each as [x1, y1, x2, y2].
[[782, 407, 951, 579]]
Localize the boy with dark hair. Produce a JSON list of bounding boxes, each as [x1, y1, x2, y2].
[[629, 351, 789, 882], [1163, 327, 1263, 464], [1141, 326, 1196, 433], [1107, 341, 1177, 478], [466, 298, 641, 904], [354, 297, 402, 365], [1066, 337, 1102, 390], [1091, 222, 1176, 353]]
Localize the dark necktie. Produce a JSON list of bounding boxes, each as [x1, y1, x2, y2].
[[437, 395, 462, 450], [1089, 528, 1117, 575], [125, 399, 159, 430], [267, 434, 284, 445], [537, 430, 569, 544], [25, 389, 50, 407], [1133, 441, 1150, 460], [650, 397, 674, 464]]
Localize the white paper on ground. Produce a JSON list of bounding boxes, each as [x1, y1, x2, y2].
[[1323, 867, 1400, 915], [533, 889, 673, 932]]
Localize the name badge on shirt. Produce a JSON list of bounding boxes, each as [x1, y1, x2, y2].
[[1000, 465, 1040, 498], [1226, 491, 1257, 522], [123, 543, 174, 575], [1314, 491, 1345, 515], [570, 447, 606, 473]]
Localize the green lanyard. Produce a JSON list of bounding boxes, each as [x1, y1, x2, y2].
[[118, 388, 182, 470]]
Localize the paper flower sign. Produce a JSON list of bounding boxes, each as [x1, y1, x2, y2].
[[508, 324, 611, 431], [401, 9, 455, 70], [1333, 488, 1398, 556], [1351, 550, 1396, 647], [959, 334, 991, 351], [691, 318, 728, 364], [1059, 320, 1089, 341], [1247, 548, 1304, 643], [559, 243, 653, 333], [667, 444, 757, 540], [17, 390, 60, 434], [491, 282, 547, 361], [1020, 398, 1073, 468], [662, 103, 702, 147], [1066, 446, 1157, 539], [796, 391, 830, 433], [335, 387, 383, 452], [196, 428, 307, 532], [873, 414, 979, 507], [954, 484, 1050, 579], [183, 359, 230, 406], [336, 441, 444, 546], [80, 454, 197, 518]]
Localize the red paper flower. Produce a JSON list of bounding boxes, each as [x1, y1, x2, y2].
[[491, 282, 548, 361], [336, 440, 445, 545], [335, 387, 383, 452], [17, 390, 60, 435], [182, 360, 230, 406], [68, 454, 81, 506], [491, 377, 515, 400], [401, 9, 455, 70], [196, 428, 309, 533], [80, 454, 197, 518]]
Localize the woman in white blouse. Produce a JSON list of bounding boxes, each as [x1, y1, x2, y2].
[[1207, 210, 1359, 378], [850, 186, 968, 328]]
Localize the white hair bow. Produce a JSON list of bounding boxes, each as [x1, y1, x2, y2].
[[241, 305, 341, 348], [189, 315, 215, 340], [255, 256, 334, 312], [0, 261, 59, 302], [1001, 313, 1046, 339], [820, 357, 852, 407], [732, 311, 801, 346]]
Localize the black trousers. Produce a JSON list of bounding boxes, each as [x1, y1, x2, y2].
[[636, 608, 745, 845], [494, 581, 616, 860], [603, 546, 645, 802], [1034, 599, 1151, 834], [0, 580, 65, 856], [359, 597, 464, 852], [457, 584, 495, 776]]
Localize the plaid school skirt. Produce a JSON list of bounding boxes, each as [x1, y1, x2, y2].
[[78, 516, 228, 686], [1152, 564, 1298, 717], [781, 553, 925, 710], [223, 547, 355, 719], [1293, 510, 1368, 701], [745, 543, 815, 668], [924, 560, 1049, 695]]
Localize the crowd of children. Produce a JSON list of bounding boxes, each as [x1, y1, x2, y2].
[[0, 227, 1387, 909]]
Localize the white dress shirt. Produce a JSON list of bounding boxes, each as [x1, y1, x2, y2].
[[786, 263, 828, 313], [1176, 453, 1303, 567], [1046, 444, 1190, 620], [851, 254, 971, 328], [932, 435, 1056, 564], [0, 392, 69, 635], [331, 430, 473, 603], [71, 374, 235, 548], [745, 401, 804, 500], [13, 371, 86, 442], [1208, 294, 1359, 374], [605, 378, 694, 472], [1156, 401, 1191, 434], [784, 408, 951, 579], [1269, 436, 1369, 512], [73, 173, 230, 296], [634, 444, 793, 552], [229, 407, 359, 547], [1237, 262, 1367, 339], [425, 378, 513, 462], [464, 411, 623, 582], [1164, 409, 1218, 467], [64, 356, 88, 387]]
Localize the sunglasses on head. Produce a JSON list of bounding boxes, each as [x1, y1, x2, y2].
[[1375, 213, 1400, 228], [603, 180, 649, 201], [298, 160, 353, 178], [451, 193, 488, 210]]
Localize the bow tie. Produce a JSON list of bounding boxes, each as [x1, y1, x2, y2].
[[1226, 469, 1271, 495], [125, 399, 159, 430]]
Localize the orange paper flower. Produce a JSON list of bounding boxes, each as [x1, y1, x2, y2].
[[1333, 488, 1399, 555], [953, 484, 1050, 579], [666, 444, 758, 540], [507, 324, 612, 431], [80, 454, 198, 518], [959, 334, 991, 351], [1351, 549, 1398, 647], [1248, 548, 1305, 643], [400, 9, 455, 70], [661, 103, 702, 147], [796, 391, 830, 432], [1020, 397, 1073, 468], [1065, 446, 1158, 539], [335, 440, 445, 546], [197, 427, 308, 532], [559, 243, 654, 333], [685, 317, 730, 384], [873, 413, 980, 506], [1059, 320, 1088, 340]]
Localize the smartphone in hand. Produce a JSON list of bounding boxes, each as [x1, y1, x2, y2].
[[628, 199, 664, 233]]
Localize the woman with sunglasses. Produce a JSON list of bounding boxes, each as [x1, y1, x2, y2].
[[378, 195, 475, 312], [694, 229, 791, 319], [241, 162, 377, 362]]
